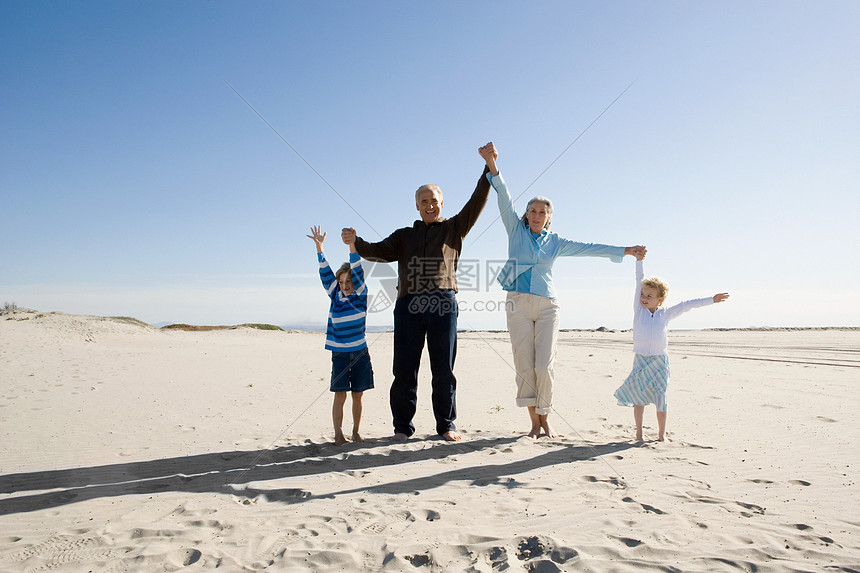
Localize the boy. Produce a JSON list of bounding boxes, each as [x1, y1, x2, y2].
[[307, 225, 374, 445]]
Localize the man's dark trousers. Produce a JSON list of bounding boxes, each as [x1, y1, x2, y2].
[[391, 290, 458, 437]]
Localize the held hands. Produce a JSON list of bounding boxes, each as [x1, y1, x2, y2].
[[713, 293, 730, 303], [341, 227, 357, 253], [625, 245, 647, 260], [306, 225, 326, 253], [478, 142, 498, 174], [341, 227, 356, 246]]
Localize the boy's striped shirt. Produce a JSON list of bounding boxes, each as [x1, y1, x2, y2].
[[318, 251, 368, 352]]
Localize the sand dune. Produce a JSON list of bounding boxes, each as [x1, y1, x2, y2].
[[1, 310, 858, 571]]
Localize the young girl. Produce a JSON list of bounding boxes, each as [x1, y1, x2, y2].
[[614, 254, 729, 441]]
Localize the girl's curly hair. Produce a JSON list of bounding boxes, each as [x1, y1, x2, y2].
[[642, 277, 669, 299]]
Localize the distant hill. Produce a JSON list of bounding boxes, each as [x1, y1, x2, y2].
[[280, 323, 393, 333]]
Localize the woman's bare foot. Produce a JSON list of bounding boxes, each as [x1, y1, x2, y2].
[[540, 423, 562, 438], [527, 407, 542, 439], [352, 432, 365, 443], [334, 431, 348, 446], [539, 414, 562, 438], [442, 431, 462, 442]]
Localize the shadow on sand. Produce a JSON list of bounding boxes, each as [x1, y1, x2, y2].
[[0, 435, 636, 515]]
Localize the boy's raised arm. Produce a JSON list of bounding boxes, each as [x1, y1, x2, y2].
[[308, 225, 336, 292], [307, 225, 326, 254]]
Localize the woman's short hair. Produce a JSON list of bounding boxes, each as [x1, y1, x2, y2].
[[521, 196, 553, 230], [642, 277, 669, 299]]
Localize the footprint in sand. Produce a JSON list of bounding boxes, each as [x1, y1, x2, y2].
[[789, 524, 835, 546], [0, 534, 117, 567], [611, 536, 643, 548], [405, 553, 432, 566], [361, 510, 413, 534], [166, 548, 202, 567], [789, 479, 811, 486], [621, 496, 666, 515], [514, 535, 579, 565], [488, 546, 508, 569], [580, 475, 626, 488], [250, 533, 299, 568], [735, 501, 766, 515]]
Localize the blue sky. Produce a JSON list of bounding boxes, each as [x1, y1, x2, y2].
[[2, 1, 858, 330]]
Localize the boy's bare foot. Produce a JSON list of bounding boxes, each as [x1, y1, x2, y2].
[[334, 432, 347, 446], [635, 433, 644, 442], [352, 432, 365, 443], [391, 433, 408, 442], [442, 431, 461, 442]]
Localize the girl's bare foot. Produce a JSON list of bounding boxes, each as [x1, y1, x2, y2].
[[527, 425, 542, 439], [334, 432, 347, 446], [352, 432, 365, 443]]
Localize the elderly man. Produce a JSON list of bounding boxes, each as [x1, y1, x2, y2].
[[342, 143, 496, 442]]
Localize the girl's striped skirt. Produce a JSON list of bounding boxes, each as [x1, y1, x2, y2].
[[614, 354, 670, 411]]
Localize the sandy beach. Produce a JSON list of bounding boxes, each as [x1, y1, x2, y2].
[[1, 309, 857, 571]]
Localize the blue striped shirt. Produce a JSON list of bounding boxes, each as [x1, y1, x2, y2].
[[318, 251, 368, 352]]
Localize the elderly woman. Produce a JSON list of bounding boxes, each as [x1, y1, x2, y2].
[[479, 143, 645, 438]]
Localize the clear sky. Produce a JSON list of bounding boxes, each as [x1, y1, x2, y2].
[[2, 1, 858, 330]]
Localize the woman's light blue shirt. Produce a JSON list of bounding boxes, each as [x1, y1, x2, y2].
[[488, 172, 626, 299]]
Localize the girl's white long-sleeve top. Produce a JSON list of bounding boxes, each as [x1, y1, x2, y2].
[[632, 259, 714, 356]]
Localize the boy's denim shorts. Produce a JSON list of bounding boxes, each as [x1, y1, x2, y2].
[[330, 349, 374, 393]]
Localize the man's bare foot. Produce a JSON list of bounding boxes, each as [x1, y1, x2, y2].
[[391, 433, 408, 442], [442, 431, 461, 442], [352, 432, 365, 443], [334, 432, 347, 446]]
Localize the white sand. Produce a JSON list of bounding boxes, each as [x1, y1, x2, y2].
[[1, 310, 858, 571]]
